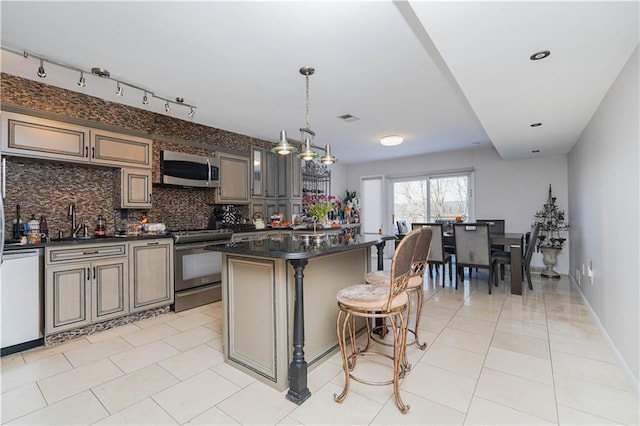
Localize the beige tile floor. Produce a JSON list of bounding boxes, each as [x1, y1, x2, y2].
[[1, 269, 638, 425]]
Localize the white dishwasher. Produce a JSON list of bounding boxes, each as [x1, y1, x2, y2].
[[1, 248, 44, 355]]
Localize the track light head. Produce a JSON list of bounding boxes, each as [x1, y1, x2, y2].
[[115, 82, 123, 96], [37, 59, 46, 78], [142, 91, 149, 105], [165, 102, 171, 112], [188, 107, 195, 118], [77, 71, 86, 87]]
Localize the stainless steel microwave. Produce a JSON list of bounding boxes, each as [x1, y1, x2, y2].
[[160, 150, 220, 188]]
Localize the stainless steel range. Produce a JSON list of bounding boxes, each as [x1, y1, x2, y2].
[[172, 228, 233, 312]]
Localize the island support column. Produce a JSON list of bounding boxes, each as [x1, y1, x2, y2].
[[286, 258, 312, 405]]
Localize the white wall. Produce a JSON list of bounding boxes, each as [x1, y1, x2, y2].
[[567, 46, 639, 382], [345, 146, 570, 272]]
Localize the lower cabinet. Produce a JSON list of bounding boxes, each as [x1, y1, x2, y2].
[[45, 238, 173, 335], [45, 244, 128, 334], [129, 239, 174, 312]]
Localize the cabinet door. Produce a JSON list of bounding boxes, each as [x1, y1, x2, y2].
[[290, 156, 302, 198], [265, 200, 278, 220], [92, 258, 129, 322], [276, 155, 288, 198], [264, 150, 278, 199], [120, 168, 152, 208], [217, 153, 250, 204], [1, 111, 90, 162], [251, 147, 264, 198], [90, 129, 152, 168], [129, 240, 174, 312], [46, 263, 91, 333]]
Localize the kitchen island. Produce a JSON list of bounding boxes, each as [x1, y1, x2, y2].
[[207, 233, 393, 405]]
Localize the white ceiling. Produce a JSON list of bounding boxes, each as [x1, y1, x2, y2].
[[1, 1, 638, 164]]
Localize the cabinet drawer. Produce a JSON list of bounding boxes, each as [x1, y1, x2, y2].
[[46, 243, 127, 264]]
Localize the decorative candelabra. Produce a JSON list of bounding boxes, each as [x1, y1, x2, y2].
[[534, 184, 568, 278]]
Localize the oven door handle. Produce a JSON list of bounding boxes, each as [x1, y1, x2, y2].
[[174, 241, 230, 251]]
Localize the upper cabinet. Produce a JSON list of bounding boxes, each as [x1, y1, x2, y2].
[[264, 150, 278, 199], [117, 168, 153, 208], [1, 111, 151, 169], [217, 152, 250, 204], [90, 129, 151, 168], [277, 154, 302, 199]]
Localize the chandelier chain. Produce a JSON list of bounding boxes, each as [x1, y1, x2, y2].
[[305, 74, 311, 131]]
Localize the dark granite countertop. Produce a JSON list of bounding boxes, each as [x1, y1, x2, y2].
[[207, 234, 395, 260], [3, 233, 172, 251]]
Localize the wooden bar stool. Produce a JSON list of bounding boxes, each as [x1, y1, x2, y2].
[[364, 227, 433, 352], [334, 229, 421, 414]]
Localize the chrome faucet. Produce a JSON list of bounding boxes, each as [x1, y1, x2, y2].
[[69, 203, 83, 238]]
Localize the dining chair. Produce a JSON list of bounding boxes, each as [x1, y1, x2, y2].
[[334, 228, 421, 414], [477, 219, 506, 276], [412, 223, 452, 287], [453, 223, 495, 292], [492, 222, 540, 291]]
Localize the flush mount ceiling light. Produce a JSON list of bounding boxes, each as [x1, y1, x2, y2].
[[530, 50, 550, 61], [2, 47, 197, 119], [380, 135, 403, 146]]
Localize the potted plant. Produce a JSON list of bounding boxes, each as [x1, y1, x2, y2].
[[534, 184, 569, 278]]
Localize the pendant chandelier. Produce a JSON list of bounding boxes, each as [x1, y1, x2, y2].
[[273, 66, 337, 165]]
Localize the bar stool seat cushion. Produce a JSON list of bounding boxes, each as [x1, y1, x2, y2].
[[337, 284, 409, 311], [364, 270, 423, 289]]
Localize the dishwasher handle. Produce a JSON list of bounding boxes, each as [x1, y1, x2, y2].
[[2, 250, 40, 261]]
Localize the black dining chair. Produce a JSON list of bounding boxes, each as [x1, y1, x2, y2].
[[412, 223, 452, 287], [492, 222, 540, 291], [477, 219, 506, 277], [452, 223, 495, 292]]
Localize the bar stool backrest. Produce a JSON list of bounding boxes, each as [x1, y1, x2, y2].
[[410, 227, 433, 277], [387, 229, 421, 309]]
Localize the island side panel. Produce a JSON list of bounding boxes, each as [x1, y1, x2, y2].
[[223, 255, 289, 387], [288, 247, 370, 367]]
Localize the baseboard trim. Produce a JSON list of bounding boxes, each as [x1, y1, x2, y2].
[[569, 272, 639, 394]]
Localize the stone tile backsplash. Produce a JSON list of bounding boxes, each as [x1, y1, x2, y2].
[[1, 73, 267, 237]]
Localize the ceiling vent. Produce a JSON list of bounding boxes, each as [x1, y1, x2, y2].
[[338, 114, 359, 123]]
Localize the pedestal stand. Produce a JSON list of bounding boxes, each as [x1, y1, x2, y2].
[[540, 247, 561, 279]]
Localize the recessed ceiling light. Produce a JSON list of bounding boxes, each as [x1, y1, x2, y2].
[[530, 50, 550, 61], [530, 123, 542, 127], [531, 149, 540, 153], [380, 135, 403, 146]]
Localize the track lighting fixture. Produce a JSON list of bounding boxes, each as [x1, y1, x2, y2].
[[2, 46, 197, 118], [37, 59, 46, 78]]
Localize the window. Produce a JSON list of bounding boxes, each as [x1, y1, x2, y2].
[[393, 172, 472, 226]]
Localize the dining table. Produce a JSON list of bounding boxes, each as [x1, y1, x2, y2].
[[443, 231, 525, 295]]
